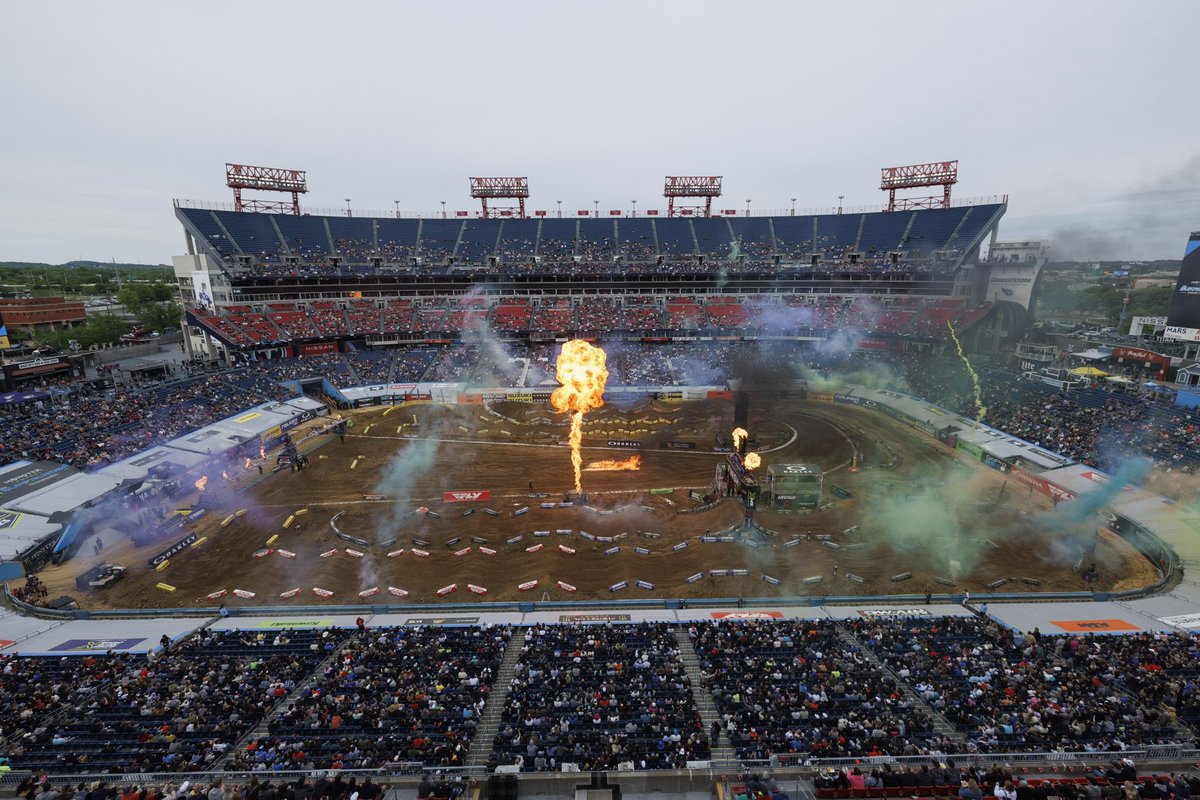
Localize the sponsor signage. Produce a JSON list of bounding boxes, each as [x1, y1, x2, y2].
[[186, 508, 208, 522], [1159, 613, 1200, 629], [711, 611, 784, 619], [661, 441, 697, 450], [1113, 346, 1168, 365], [558, 613, 633, 622], [300, 342, 338, 356], [1051, 619, 1140, 632], [5, 355, 70, 379], [1167, 233, 1200, 333], [442, 490, 492, 503], [834, 393, 877, 409], [149, 532, 198, 567], [403, 617, 481, 625], [1009, 464, 1074, 502], [981, 453, 1010, 472], [50, 637, 146, 652], [256, 619, 333, 628], [0, 461, 76, 504], [0, 509, 22, 529], [607, 439, 642, 449], [857, 609, 931, 618]]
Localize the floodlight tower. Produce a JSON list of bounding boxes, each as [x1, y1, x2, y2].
[[879, 160, 958, 211], [225, 163, 308, 214], [664, 176, 722, 217], [469, 177, 530, 218]]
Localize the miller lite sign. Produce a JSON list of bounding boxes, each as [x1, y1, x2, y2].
[[443, 490, 492, 503]]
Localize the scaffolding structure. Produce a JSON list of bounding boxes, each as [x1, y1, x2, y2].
[[226, 163, 307, 215]]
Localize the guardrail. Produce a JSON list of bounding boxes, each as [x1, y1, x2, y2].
[[1, 745, 1194, 791]]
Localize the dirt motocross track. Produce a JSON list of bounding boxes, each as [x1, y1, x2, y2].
[[42, 398, 1157, 610]]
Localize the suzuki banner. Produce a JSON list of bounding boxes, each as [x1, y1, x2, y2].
[[443, 490, 492, 503]]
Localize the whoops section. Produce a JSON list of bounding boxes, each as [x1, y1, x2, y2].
[[187, 495, 750, 605]]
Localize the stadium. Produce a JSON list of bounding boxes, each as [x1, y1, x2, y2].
[[3, 162, 1200, 800]]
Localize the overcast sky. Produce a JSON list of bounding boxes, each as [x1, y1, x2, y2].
[[2, 0, 1199, 264]]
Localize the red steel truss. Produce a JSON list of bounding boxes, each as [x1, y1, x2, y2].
[[880, 160, 958, 211], [663, 176, 722, 217], [226, 163, 307, 215], [469, 176, 529, 218]]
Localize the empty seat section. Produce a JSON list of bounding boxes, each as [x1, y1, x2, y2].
[[617, 218, 656, 260]]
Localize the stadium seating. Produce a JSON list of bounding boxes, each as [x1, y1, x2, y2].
[[578, 219, 616, 262], [180, 204, 1006, 279], [489, 623, 710, 772], [233, 625, 512, 771], [695, 619, 939, 761], [377, 217, 421, 263], [497, 219, 538, 262], [274, 214, 331, 262], [617, 218, 657, 261], [457, 219, 498, 263], [308, 303, 350, 337], [537, 219, 577, 261], [419, 219, 463, 264], [2, 627, 350, 774]]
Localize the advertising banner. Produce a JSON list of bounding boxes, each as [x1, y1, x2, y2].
[[442, 490, 492, 503], [149, 532, 198, 567]]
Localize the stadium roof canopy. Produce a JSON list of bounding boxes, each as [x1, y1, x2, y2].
[[0, 507, 61, 563], [0, 460, 78, 507], [94, 445, 210, 484], [6, 472, 125, 517]]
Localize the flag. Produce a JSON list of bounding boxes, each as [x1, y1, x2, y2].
[[0, 324, 9, 350]]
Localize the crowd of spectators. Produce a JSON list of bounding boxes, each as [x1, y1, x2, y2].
[[488, 623, 710, 772], [2, 627, 348, 774], [230, 625, 511, 772], [5, 618, 1200, 778], [693, 619, 941, 762], [0, 371, 292, 470], [851, 616, 1189, 754]]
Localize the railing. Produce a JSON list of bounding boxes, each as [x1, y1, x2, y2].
[[760, 744, 1196, 771], [1, 745, 1194, 790], [173, 195, 1008, 220]]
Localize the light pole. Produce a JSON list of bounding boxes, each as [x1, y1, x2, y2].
[[440, 201, 447, 219], [790, 198, 797, 216], [393, 200, 400, 219], [631, 200, 637, 218], [345, 198, 351, 217], [838, 195, 844, 215], [594, 200, 599, 219], [745, 199, 751, 217], [556, 200, 562, 218]]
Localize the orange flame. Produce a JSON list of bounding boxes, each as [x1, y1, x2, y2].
[[550, 340, 609, 493], [584, 455, 642, 472], [260, 446, 266, 460], [244, 458, 253, 469], [194, 476, 208, 491], [743, 452, 762, 470], [221, 470, 231, 481], [732, 427, 748, 451]]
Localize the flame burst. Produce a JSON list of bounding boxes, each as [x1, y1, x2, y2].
[[585, 455, 642, 472], [732, 427, 748, 452], [550, 340, 609, 493], [194, 476, 208, 492], [743, 452, 762, 470]]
